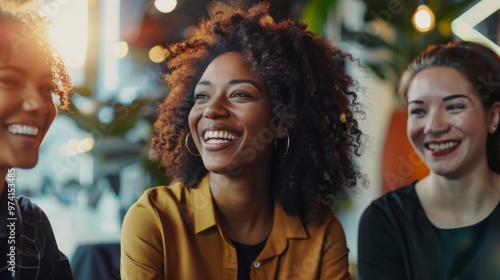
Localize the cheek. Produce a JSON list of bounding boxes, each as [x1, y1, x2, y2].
[[406, 119, 422, 143], [47, 101, 57, 126], [188, 108, 200, 132], [38, 101, 57, 142], [451, 113, 475, 129], [247, 112, 271, 131]]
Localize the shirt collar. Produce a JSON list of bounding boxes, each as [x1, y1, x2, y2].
[[192, 175, 218, 233], [258, 201, 308, 259], [191, 173, 308, 254]]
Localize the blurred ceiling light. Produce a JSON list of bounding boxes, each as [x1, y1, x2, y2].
[[154, 0, 177, 13], [113, 41, 129, 58], [451, 0, 500, 54], [99, 0, 121, 97], [412, 4, 435, 34], [149, 45, 166, 63]]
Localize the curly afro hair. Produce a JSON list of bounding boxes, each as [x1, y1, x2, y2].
[[0, 3, 72, 109], [152, 2, 365, 223]]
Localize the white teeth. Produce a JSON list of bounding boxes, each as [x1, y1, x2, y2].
[[7, 124, 39, 136], [428, 141, 459, 151], [204, 130, 237, 141]]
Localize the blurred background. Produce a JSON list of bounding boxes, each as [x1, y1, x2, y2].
[[11, 0, 499, 279]]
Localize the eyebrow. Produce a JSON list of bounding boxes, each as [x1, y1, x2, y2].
[[229, 79, 261, 91], [408, 94, 472, 105], [408, 100, 424, 105], [197, 80, 211, 86], [442, 94, 471, 102], [196, 79, 261, 91]]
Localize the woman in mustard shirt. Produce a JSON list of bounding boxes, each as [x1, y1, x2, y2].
[[121, 2, 365, 279]]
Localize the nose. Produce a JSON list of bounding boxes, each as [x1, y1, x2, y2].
[[22, 85, 49, 115], [424, 110, 450, 135], [203, 95, 230, 119]]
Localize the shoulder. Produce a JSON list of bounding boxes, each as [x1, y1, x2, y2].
[[305, 208, 347, 245], [16, 196, 71, 273], [136, 181, 190, 208], [17, 195, 47, 225], [121, 180, 207, 256], [17, 195, 41, 213], [303, 210, 350, 269], [324, 211, 347, 243], [320, 208, 344, 232], [16, 196, 59, 238], [490, 201, 500, 220], [363, 182, 418, 217], [123, 181, 196, 227], [358, 182, 421, 236]]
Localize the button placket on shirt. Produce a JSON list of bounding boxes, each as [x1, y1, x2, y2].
[[253, 261, 262, 269]]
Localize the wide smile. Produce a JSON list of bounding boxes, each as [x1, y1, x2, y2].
[[202, 129, 240, 150], [204, 130, 238, 142], [425, 141, 460, 156], [6, 124, 40, 140]]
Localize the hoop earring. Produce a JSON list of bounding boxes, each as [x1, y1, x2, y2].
[[185, 132, 200, 156], [274, 132, 290, 158]]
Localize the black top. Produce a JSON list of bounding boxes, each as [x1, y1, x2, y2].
[[231, 238, 267, 280], [0, 183, 74, 280], [358, 182, 500, 280]]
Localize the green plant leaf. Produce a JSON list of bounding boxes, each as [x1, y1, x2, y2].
[[351, 0, 476, 84], [302, 0, 339, 34]]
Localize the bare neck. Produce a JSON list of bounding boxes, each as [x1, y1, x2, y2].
[[416, 169, 500, 228], [209, 172, 274, 244]]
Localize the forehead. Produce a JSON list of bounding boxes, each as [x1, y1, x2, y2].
[[200, 52, 254, 79], [408, 67, 475, 100], [0, 42, 51, 74], [0, 22, 50, 66]]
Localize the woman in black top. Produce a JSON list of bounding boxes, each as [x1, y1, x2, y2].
[[358, 41, 500, 280], [0, 3, 73, 279]]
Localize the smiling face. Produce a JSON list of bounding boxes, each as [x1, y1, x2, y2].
[[406, 67, 498, 178], [188, 52, 282, 176], [0, 39, 56, 171]]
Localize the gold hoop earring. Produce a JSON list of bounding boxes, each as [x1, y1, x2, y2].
[[274, 132, 290, 158], [185, 132, 200, 156]]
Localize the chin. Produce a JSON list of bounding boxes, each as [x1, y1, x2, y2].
[[205, 165, 243, 177], [203, 159, 243, 177], [15, 159, 39, 169], [430, 167, 463, 179]]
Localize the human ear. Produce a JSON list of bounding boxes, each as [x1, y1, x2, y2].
[[271, 117, 290, 138], [488, 102, 500, 134]]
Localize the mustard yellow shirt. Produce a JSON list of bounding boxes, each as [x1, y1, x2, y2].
[[121, 175, 351, 280]]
